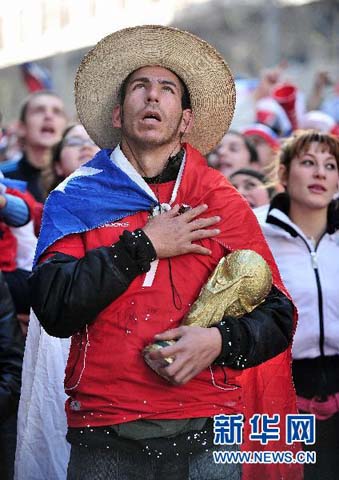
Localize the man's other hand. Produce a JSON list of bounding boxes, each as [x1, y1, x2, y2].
[[148, 326, 222, 385]]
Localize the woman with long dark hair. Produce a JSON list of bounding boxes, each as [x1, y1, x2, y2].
[[50, 123, 99, 191]]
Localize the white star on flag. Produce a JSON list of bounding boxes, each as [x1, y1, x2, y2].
[[55, 166, 103, 193]]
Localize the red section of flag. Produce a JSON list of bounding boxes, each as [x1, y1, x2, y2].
[[21, 62, 52, 92]]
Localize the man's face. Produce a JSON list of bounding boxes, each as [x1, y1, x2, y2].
[[113, 66, 192, 148], [20, 94, 67, 155]]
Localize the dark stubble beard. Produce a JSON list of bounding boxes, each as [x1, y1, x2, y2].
[[120, 107, 184, 149]]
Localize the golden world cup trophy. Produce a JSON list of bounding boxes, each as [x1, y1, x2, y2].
[[143, 249, 272, 376]]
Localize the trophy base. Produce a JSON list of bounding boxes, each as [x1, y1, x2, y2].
[[143, 340, 175, 378]]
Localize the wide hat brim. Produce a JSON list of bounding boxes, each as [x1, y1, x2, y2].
[[75, 25, 236, 155]]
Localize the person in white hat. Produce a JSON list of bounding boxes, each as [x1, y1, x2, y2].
[[29, 25, 300, 480]]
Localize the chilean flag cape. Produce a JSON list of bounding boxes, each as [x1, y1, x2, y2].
[[35, 144, 302, 479], [34, 148, 157, 265]]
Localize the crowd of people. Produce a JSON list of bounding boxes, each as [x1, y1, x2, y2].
[[0, 23, 338, 480]]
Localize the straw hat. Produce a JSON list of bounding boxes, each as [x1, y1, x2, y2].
[[75, 25, 236, 155]]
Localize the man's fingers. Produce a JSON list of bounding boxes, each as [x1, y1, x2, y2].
[[189, 215, 221, 230], [187, 244, 212, 256], [166, 204, 180, 217], [164, 361, 195, 385], [154, 327, 183, 341], [190, 228, 220, 240], [149, 343, 178, 360], [180, 204, 208, 221]]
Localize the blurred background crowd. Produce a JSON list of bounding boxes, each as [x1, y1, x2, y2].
[[0, 1, 338, 479]]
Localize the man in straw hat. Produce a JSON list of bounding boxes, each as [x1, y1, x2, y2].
[[30, 25, 301, 479]]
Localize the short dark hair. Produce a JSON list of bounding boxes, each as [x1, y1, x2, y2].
[[229, 167, 276, 199], [49, 123, 79, 191], [118, 68, 191, 110], [280, 130, 339, 172], [19, 90, 64, 123]]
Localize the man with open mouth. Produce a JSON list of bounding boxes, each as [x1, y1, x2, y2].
[[3, 90, 67, 202], [29, 25, 301, 480]]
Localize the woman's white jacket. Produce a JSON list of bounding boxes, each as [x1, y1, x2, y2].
[[255, 199, 339, 360]]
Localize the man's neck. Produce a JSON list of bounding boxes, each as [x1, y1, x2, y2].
[[120, 139, 182, 177], [25, 144, 51, 170]]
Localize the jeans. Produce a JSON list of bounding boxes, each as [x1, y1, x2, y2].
[[67, 442, 241, 480], [67, 415, 242, 480]]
